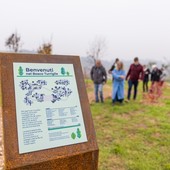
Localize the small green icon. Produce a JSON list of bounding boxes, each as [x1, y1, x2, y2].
[[66, 71, 70, 76], [77, 128, 82, 138], [71, 132, 76, 140], [18, 66, 24, 76], [61, 67, 66, 75]]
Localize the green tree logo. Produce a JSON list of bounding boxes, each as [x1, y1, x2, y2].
[[66, 71, 70, 76], [61, 67, 66, 75], [71, 132, 76, 140], [18, 66, 24, 76], [77, 128, 82, 138]]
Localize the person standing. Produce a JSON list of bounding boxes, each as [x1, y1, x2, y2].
[[90, 60, 107, 103], [150, 65, 162, 98], [143, 65, 150, 92], [112, 61, 125, 105], [126, 57, 144, 100], [151, 65, 162, 84]]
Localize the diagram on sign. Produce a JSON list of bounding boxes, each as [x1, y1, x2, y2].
[[19, 79, 73, 106]]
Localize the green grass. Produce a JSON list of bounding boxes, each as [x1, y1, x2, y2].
[[90, 81, 170, 170], [0, 79, 169, 169]]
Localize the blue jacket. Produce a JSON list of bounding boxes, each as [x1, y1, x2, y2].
[[112, 69, 125, 100]]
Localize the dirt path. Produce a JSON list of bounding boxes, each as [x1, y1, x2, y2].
[[87, 84, 112, 103]]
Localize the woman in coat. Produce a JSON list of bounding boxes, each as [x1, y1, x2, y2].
[[143, 65, 150, 92], [112, 61, 125, 105]]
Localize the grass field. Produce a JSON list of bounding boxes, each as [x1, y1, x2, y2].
[[0, 80, 170, 170], [87, 80, 170, 170]]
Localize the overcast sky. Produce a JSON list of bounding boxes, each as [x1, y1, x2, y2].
[[0, 0, 170, 61]]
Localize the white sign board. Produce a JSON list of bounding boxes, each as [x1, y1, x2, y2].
[[13, 63, 87, 154]]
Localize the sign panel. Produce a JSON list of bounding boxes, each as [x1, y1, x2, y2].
[[13, 62, 87, 154]]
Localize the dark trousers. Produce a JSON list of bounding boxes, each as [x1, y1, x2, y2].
[[127, 80, 138, 100], [112, 92, 124, 103], [143, 81, 149, 92]]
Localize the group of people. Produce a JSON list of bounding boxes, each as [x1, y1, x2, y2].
[[90, 57, 166, 105]]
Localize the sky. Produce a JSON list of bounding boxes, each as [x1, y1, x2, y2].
[[0, 0, 170, 61]]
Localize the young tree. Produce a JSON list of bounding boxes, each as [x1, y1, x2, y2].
[[5, 32, 21, 52], [87, 36, 107, 64], [37, 42, 52, 55]]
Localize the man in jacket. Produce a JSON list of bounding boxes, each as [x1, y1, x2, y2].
[[126, 57, 144, 100], [90, 60, 107, 103], [150, 65, 162, 98]]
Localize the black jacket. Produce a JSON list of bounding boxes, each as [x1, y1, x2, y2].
[[151, 69, 162, 82], [109, 64, 116, 72], [90, 66, 107, 84], [143, 68, 150, 82]]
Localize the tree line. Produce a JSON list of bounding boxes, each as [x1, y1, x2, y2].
[[4, 31, 53, 55], [2, 31, 170, 79], [4, 32, 106, 62]]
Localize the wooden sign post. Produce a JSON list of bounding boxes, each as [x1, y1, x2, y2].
[[0, 53, 98, 170]]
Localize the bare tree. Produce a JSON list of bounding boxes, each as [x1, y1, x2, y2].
[[37, 42, 52, 55], [5, 31, 21, 52], [87, 36, 107, 64]]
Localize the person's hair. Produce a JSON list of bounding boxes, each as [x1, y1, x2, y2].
[[95, 59, 102, 66], [117, 61, 124, 70], [134, 57, 139, 62], [115, 58, 119, 63]]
